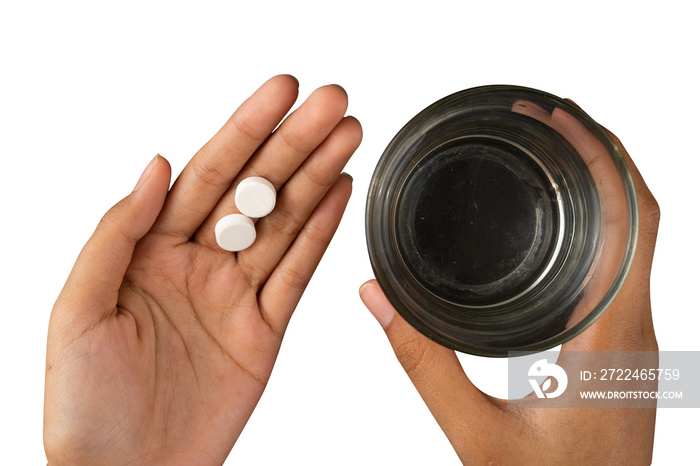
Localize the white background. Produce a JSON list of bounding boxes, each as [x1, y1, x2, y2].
[[1, 1, 698, 464]]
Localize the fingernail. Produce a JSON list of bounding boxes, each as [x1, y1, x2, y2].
[[359, 281, 394, 329], [341, 172, 353, 182], [286, 74, 299, 87], [331, 83, 347, 97], [133, 155, 159, 192]]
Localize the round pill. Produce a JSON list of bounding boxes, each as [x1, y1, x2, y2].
[[215, 214, 256, 252], [235, 177, 277, 218]]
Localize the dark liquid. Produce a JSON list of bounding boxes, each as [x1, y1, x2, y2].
[[397, 136, 560, 306]]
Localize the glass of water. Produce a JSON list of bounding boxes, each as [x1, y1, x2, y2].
[[365, 85, 638, 357]]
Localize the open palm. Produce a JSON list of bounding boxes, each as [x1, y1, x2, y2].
[[44, 76, 361, 465]]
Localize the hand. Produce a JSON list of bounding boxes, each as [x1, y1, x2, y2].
[[360, 111, 659, 464], [44, 75, 362, 465]]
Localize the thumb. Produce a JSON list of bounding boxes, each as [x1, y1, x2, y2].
[[55, 155, 171, 327], [359, 280, 505, 453]]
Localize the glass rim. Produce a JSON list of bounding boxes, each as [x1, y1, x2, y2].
[[365, 84, 639, 357]]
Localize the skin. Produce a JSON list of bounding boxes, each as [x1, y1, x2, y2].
[[44, 75, 362, 465], [45, 77, 659, 465], [360, 106, 660, 465]]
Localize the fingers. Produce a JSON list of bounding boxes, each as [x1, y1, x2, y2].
[[512, 98, 659, 351], [601, 130, 659, 347], [54, 155, 171, 327], [235, 84, 348, 188], [237, 116, 362, 286], [194, 84, 349, 247], [513, 100, 628, 231], [512, 99, 551, 123], [559, 126, 659, 352], [257, 174, 352, 334], [552, 108, 629, 226], [152, 74, 300, 240], [605, 129, 660, 252], [550, 108, 631, 333], [358, 281, 504, 447]]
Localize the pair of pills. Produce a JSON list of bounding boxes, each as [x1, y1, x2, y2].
[[215, 177, 276, 252]]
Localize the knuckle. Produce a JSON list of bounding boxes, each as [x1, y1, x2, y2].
[[230, 108, 267, 142], [276, 259, 308, 292], [190, 149, 230, 189], [639, 193, 661, 239], [268, 207, 302, 240], [301, 221, 330, 249], [393, 333, 432, 381], [98, 200, 137, 243], [300, 158, 336, 190], [280, 125, 317, 155]]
